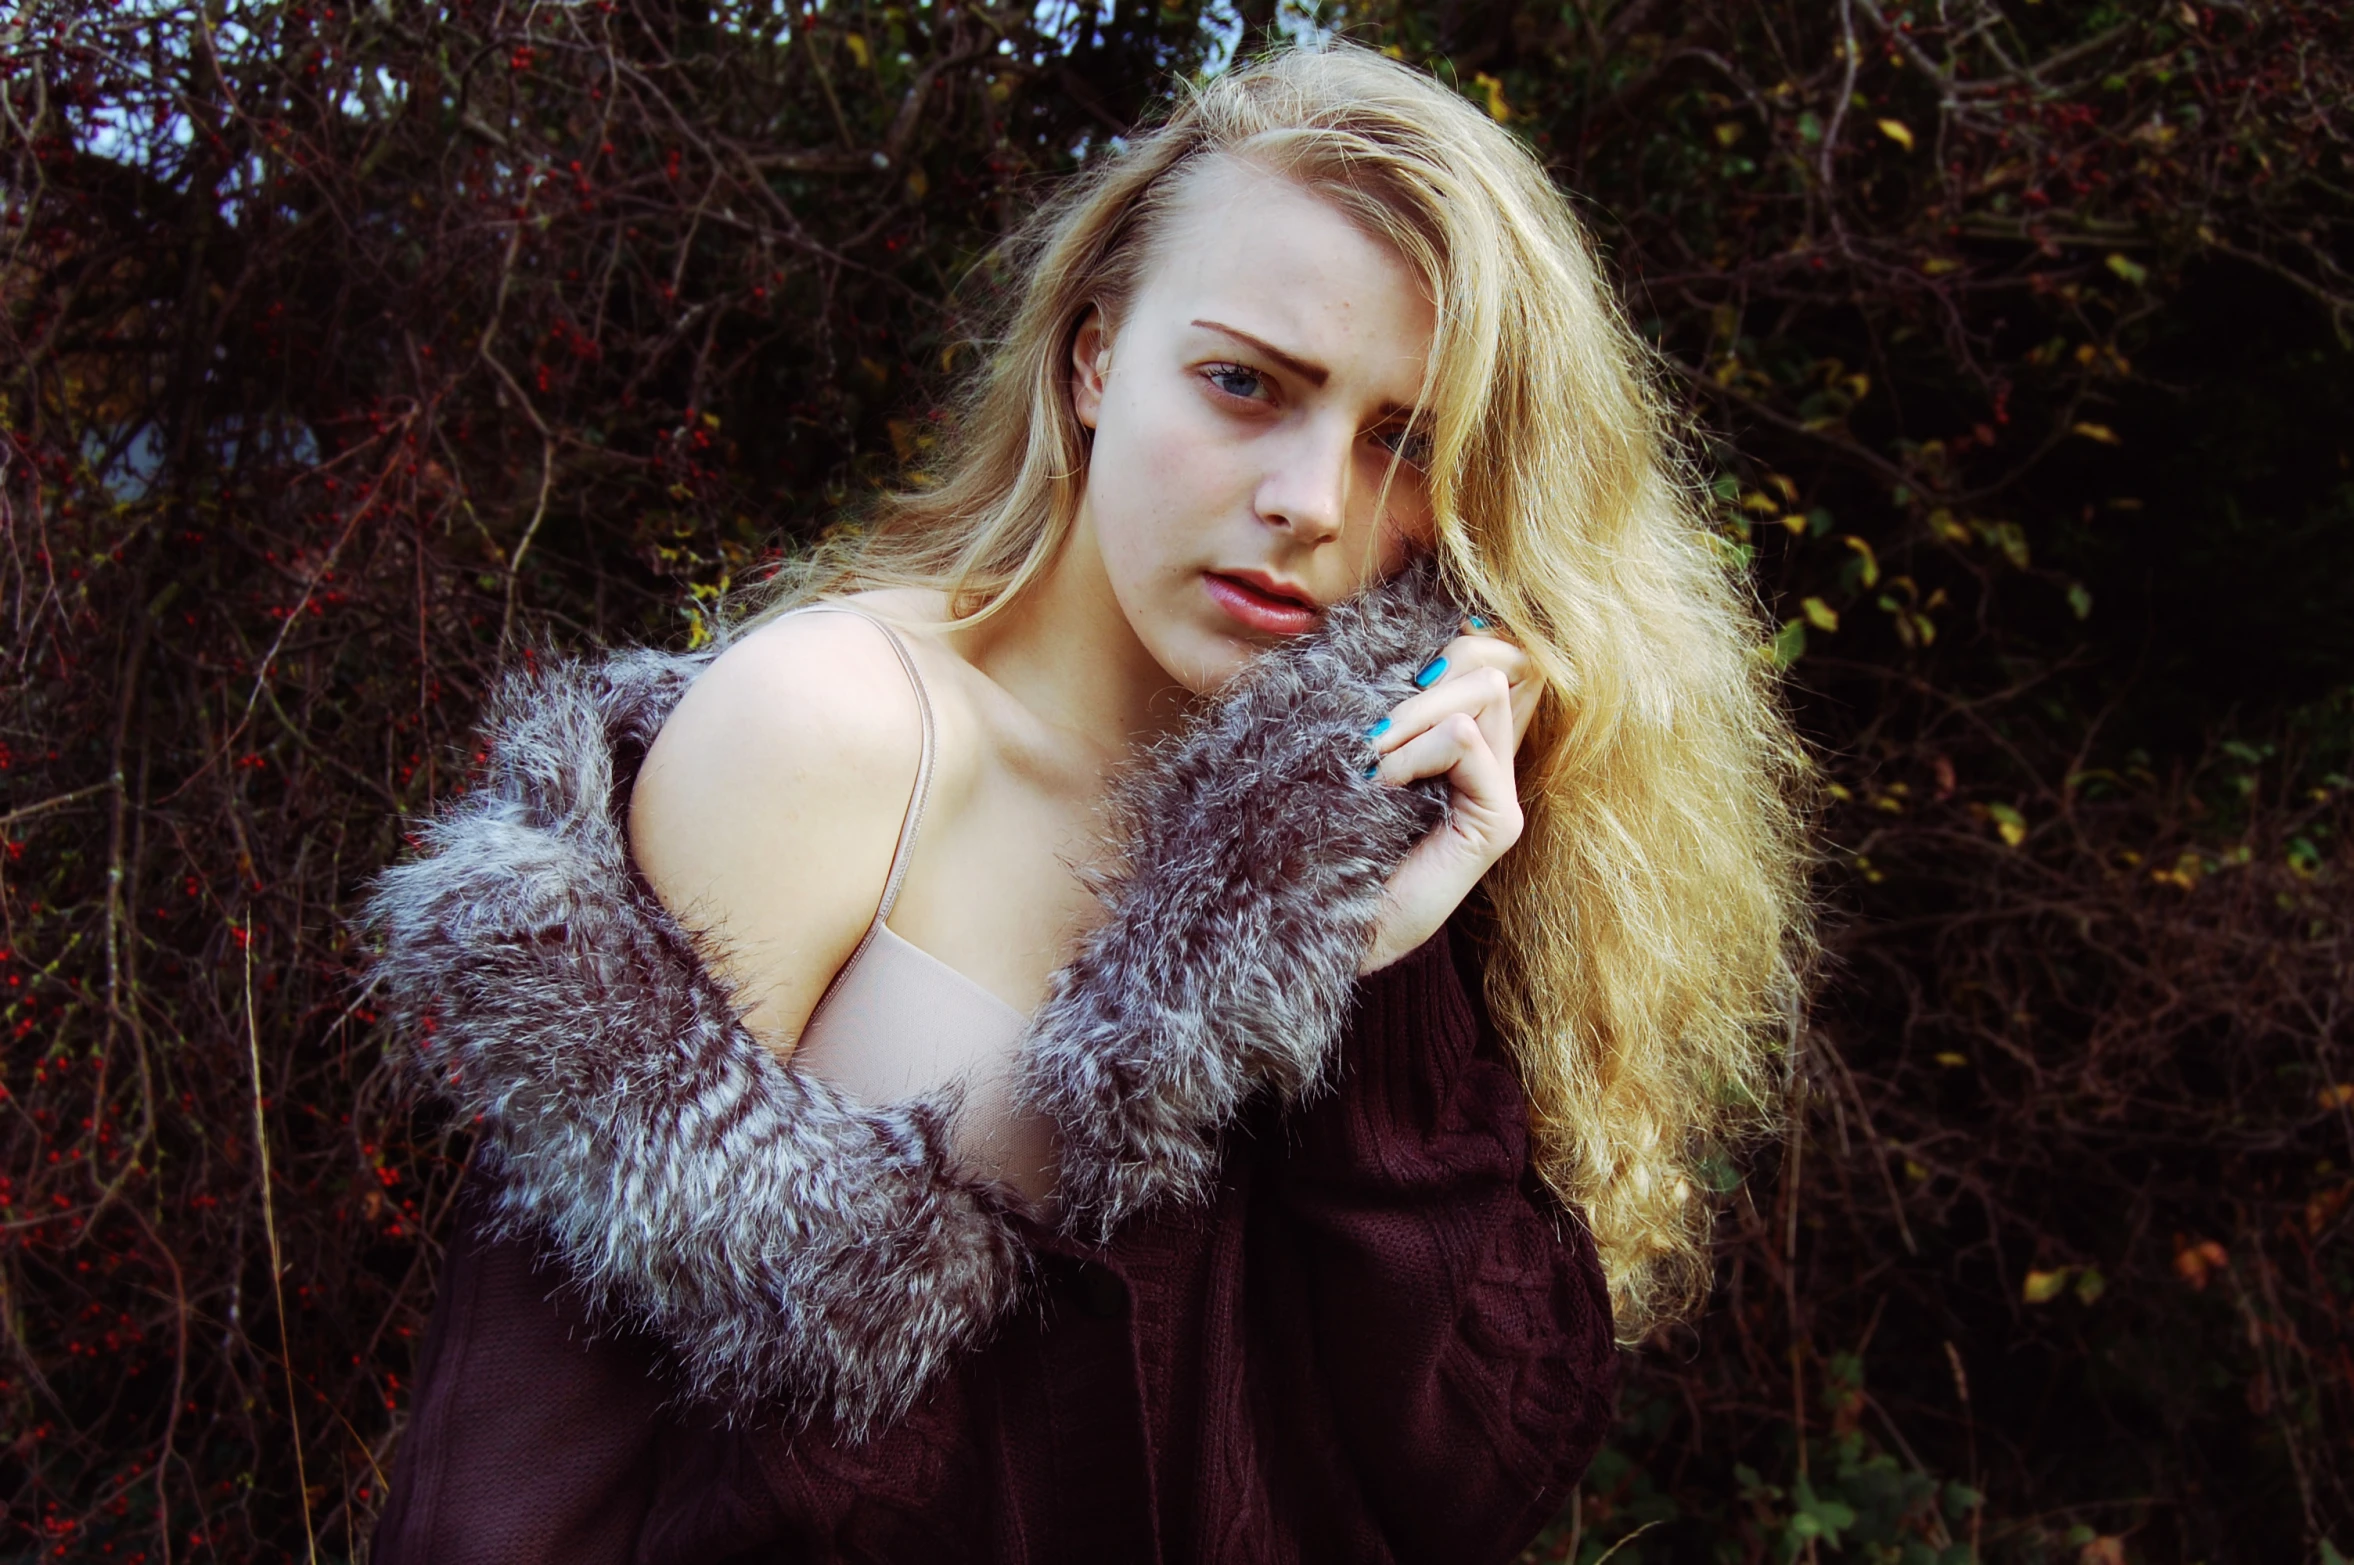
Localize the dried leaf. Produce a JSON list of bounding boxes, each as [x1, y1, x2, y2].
[[2024, 1268, 2072, 1304]]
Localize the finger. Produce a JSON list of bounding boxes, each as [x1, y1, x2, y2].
[[1369, 665, 1514, 757], [1418, 635, 1539, 744], [1422, 634, 1530, 686], [1367, 710, 1515, 816]]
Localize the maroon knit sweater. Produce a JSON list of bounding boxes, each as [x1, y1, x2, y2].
[[371, 924, 1619, 1565]]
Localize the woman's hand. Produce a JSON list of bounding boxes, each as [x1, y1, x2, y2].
[[1359, 619, 1541, 975]]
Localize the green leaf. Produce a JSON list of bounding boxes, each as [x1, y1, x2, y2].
[[1770, 619, 1807, 668], [2067, 582, 2095, 619], [1801, 596, 1840, 632], [2105, 251, 2150, 287]]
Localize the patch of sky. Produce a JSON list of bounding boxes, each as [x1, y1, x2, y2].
[[81, 416, 322, 501], [335, 65, 407, 123], [1197, 0, 1340, 77], [1027, 0, 1331, 76]]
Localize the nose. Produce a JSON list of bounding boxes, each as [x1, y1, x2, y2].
[[1252, 413, 1353, 547]]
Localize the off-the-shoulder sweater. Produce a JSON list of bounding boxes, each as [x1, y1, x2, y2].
[[360, 563, 1619, 1564]]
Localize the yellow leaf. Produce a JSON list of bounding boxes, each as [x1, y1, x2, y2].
[[1876, 118, 1916, 152], [1740, 490, 1782, 514], [1714, 121, 1745, 148], [843, 32, 871, 69], [2023, 1268, 2072, 1304], [1929, 508, 1971, 544], [905, 167, 929, 200], [2072, 422, 2122, 445], [1471, 72, 1511, 122], [1934, 1051, 1968, 1068], [1987, 802, 2027, 846], [1765, 473, 1799, 503], [1922, 257, 1963, 276], [1840, 534, 1881, 587], [2321, 1083, 2354, 1110], [1801, 596, 1840, 632]]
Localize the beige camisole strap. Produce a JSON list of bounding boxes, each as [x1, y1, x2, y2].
[[782, 605, 1038, 1181]]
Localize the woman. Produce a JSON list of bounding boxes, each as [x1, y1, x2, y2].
[[364, 42, 1809, 1564]]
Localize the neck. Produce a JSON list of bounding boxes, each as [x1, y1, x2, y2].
[[960, 508, 1193, 760]]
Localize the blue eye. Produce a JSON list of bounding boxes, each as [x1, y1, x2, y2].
[[1373, 426, 1433, 468], [1206, 364, 1266, 400]]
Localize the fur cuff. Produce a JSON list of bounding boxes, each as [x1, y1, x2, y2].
[[1019, 561, 1457, 1239], [360, 562, 1462, 1427]]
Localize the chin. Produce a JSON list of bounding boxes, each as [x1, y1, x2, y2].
[[1145, 626, 1260, 697]]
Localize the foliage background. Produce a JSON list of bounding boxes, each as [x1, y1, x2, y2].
[[2, 0, 2350, 1559]]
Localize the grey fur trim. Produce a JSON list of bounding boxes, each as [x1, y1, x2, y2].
[[362, 648, 1026, 1434], [359, 561, 1462, 1427], [1019, 559, 1457, 1239]]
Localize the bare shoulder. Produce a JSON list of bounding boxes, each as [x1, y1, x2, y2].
[[627, 609, 926, 1053]]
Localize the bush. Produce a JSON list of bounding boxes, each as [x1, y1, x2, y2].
[[2, 0, 2347, 1558]]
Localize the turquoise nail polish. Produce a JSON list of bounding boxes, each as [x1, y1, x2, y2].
[[1363, 763, 1381, 779], [1414, 655, 1447, 688], [1469, 615, 1489, 630], [1366, 717, 1391, 738]]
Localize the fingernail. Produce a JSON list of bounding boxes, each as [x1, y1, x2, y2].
[[1413, 655, 1448, 688], [1468, 615, 1489, 630], [1365, 717, 1392, 738]]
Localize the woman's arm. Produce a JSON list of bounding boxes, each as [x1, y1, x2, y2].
[[1251, 924, 1620, 1565]]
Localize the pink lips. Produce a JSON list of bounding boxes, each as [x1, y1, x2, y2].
[[1203, 572, 1322, 636]]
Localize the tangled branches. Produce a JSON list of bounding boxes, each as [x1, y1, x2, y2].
[[1, 0, 2349, 1559]]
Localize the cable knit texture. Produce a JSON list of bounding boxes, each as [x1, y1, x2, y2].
[[359, 561, 1461, 1433]]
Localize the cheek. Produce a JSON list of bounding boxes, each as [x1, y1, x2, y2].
[[1089, 386, 1241, 604], [1350, 488, 1435, 589]]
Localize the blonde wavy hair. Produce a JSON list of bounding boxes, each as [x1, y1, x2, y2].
[[735, 42, 1813, 1339]]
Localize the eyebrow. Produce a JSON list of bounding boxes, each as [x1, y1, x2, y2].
[[1190, 318, 1421, 424]]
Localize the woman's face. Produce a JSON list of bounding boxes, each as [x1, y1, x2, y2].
[[1070, 157, 1439, 693]]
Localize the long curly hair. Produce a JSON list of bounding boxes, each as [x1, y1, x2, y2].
[[735, 41, 1815, 1340]]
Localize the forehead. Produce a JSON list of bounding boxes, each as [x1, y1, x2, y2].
[[1130, 157, 1436, 401]]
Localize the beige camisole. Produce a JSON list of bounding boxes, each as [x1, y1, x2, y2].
[[781, 603, 1058, 1201]]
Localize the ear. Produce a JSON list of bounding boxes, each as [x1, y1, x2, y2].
[[1070, 306, 1111, 431]]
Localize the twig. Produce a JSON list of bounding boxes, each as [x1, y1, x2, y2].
[[246, 914, 318, 1565]]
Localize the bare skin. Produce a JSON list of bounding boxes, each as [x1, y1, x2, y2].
[[628, 158, 1538, 1194]]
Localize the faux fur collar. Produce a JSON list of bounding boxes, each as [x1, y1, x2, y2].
[[361, 562, 1461, 1432]]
